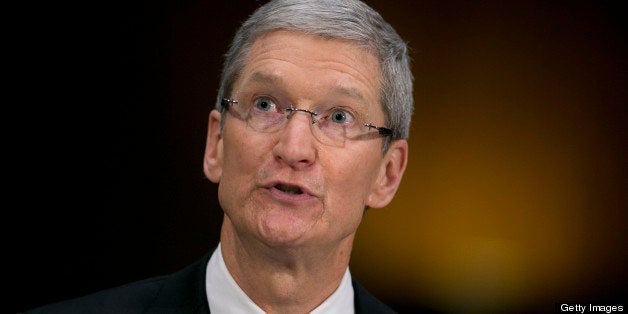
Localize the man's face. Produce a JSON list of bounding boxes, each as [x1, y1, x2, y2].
[[204, 30, 407, 249]]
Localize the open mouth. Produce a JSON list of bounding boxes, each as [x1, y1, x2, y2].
[[274, 184, 304, 195]]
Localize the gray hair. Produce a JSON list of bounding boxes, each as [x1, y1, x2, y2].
[[216, 0, 413, 150]]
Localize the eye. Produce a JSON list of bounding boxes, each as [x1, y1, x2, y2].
[[330, 109, 353, 124], [253, 97, 277, 112]]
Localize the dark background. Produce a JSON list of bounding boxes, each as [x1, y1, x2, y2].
[[15, 0, 626, 313]]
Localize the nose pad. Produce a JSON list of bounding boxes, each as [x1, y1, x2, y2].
[[282, 109, 317, 137], [286, 107, 318, 124]]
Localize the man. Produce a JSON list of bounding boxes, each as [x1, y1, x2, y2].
[[26, 0, 412, 313]]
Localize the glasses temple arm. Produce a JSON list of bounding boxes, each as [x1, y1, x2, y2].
[[365, 123, 393, 136]]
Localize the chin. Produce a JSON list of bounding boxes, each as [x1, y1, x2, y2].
[[258, 221, 315, 248]]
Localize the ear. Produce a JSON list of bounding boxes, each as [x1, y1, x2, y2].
[[366, 140, 408, 208], [203, 109, 223, 183]]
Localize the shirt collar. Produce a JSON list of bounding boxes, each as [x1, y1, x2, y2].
[[205, 243, 355, 314]]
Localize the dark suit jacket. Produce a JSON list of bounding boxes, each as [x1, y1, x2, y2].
[[25, 253, 396, 314]]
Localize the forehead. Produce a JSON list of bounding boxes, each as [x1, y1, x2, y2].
[[235, 30, 382, 107]]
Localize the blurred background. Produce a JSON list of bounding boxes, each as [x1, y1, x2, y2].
[[15, 0, 625, 313]]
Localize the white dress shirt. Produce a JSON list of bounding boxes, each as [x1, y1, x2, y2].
[[205, 243, 355, 314]]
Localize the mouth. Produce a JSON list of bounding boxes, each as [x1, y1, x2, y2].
[[274, 183, 304, 195], [263, 180, 318, 202]]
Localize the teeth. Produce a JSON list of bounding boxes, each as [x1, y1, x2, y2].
[[276, 184, 303, 195]]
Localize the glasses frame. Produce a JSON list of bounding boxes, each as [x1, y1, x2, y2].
[[220, 98, 393, 136]]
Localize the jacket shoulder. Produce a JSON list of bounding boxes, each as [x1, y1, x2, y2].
[[24, 255, 211, 314], [352, 278, 397, 314], [25, 276, 168, 314]]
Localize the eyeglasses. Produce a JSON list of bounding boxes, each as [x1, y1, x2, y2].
[[221, 96, 393, 147]]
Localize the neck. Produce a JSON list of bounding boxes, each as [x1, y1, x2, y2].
[[220, 216, 354, 313]]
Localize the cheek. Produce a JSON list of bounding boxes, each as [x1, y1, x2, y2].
[[218, 128, 270, 202], [322, 147, 381, 208], [222, 126, 268, 174], [320, 159, 371, 237]]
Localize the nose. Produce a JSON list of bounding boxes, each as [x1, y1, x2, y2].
[[272, 110, 317, 169]]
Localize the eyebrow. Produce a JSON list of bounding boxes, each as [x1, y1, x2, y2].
[[246, 71, 369, 105], [249, 71, 282, 85]]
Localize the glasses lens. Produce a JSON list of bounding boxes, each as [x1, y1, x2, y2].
[[226, 97, 383, 147], [249, 111, 285, 132]]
